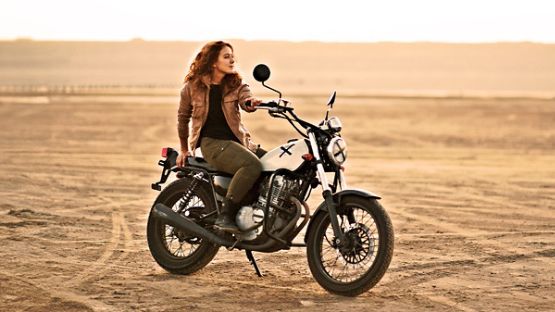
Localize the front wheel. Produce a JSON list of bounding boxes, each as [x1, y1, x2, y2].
[[306, 196, 394, 296]]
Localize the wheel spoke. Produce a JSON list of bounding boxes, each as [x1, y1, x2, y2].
[[317, 205, 382, 284], [161, 194, 208, 259]]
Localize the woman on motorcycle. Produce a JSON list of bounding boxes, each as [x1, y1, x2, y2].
[[175, 41, 263, 233]]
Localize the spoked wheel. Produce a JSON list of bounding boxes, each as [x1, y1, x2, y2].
[[306, 196, 394, 296], [162, 205, 204, 257], [147, 178, 219, 274]]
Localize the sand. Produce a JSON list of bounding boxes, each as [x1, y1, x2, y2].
[[0, 93, 553, 311]]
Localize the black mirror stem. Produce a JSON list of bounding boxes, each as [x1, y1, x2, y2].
[[262, 81, 282, 100]]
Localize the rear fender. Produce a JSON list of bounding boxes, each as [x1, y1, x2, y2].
[[304, 189, 381, 243]]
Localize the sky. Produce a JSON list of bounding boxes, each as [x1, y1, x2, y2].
[[2, 0, 554, 43]]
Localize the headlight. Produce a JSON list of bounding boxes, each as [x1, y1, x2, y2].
[[327, 116, 342, 132], [326, 137, 347, 165]]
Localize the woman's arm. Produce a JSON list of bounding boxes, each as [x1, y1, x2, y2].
[[177, 84, 193, 165], [238, 84, 261, 112]]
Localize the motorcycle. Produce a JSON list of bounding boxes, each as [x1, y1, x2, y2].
[[147, 64, 394, 296]]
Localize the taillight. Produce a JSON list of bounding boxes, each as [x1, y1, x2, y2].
[[161, 147, 168, 158]]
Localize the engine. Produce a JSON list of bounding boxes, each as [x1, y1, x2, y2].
[[257, 174, 302, 212], [235, 173, 302, 241]]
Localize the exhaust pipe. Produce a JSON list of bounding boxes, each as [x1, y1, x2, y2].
[[151, 201, 305, 252], [151, 203, 235, 247]]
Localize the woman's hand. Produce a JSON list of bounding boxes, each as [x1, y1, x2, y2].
[[244, 97, 262, 112], [176, 150, 191, 167]]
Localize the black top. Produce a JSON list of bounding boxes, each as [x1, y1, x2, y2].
[[199, 84, 240, 145]]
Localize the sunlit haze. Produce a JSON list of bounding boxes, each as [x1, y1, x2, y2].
[[2, 0, 554, 42]]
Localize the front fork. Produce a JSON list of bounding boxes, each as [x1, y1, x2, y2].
[[308, 132, 347, 244]]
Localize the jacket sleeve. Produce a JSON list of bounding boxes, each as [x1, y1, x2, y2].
[[238, 84, 254, 112], [177, 84, 193, 152]]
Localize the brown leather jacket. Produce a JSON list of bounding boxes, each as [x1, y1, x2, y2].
[[177, 75, 257, 155]]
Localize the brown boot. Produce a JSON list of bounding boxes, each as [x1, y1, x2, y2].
[[214, 198, 241, 234]]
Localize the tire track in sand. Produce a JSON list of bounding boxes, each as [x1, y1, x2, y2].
[[396, 206, 555, 256], [65, 211, 121, 286], [386, 206, 554, 310], [1, 272, 114, 312], [66, 207, 132, 286]]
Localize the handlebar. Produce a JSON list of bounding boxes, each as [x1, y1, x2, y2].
[[245, 100, 277, 108], [245, 99, 316, 135], [244, 100, 290, 113]]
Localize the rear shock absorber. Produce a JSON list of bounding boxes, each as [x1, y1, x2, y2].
[[176, 172, 203, 213]]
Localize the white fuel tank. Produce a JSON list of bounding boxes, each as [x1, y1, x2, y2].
[[260, 139, 309, 172]]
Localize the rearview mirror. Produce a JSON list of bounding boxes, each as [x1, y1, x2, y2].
[[253, 64, 271, 82]]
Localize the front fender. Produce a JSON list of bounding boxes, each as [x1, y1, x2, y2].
[[304, 188, 381, 243]]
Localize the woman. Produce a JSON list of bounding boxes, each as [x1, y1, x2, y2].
[[175, 41, 263, 233]]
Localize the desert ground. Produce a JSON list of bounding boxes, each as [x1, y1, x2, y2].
[[0, 91, 553, 311]]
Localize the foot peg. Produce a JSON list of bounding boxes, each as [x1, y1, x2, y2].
[[214, 216, 241, 234]]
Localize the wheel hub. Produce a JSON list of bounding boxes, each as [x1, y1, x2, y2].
[[338, 225, 373, 264], [171, 206, 204, 244]]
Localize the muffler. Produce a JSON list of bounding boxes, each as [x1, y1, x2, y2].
[[151, 202, 303, 252], [151, 203, 235, 247]]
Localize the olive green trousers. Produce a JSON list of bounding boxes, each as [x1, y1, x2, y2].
[[200, 137, 263, 204]]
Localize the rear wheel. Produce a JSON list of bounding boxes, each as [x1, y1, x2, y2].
[[147, 178, 219, 274], [306, 196, 394, 296]]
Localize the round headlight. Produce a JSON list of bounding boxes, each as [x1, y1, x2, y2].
[[327, 116, 342, 132], [326, 137, 347, 165]]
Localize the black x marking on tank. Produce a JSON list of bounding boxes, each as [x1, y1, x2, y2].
[[279, 144, 294, 157]]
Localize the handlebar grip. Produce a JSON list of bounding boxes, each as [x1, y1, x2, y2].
[[259, 101, 278, 108], [245, 100, 284, 110]]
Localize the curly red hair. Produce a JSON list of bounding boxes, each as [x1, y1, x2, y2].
[[185, 41, 242, 90]]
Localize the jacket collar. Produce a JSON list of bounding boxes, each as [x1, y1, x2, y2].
[[200, 75, 211, 88]]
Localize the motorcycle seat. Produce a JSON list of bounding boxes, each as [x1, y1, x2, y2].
[[186, 156, 231, 177]]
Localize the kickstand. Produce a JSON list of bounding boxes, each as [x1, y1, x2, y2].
[[246, 250, 263, 277]]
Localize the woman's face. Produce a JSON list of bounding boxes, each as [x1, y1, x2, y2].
[[213, 46, 236, 75]]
